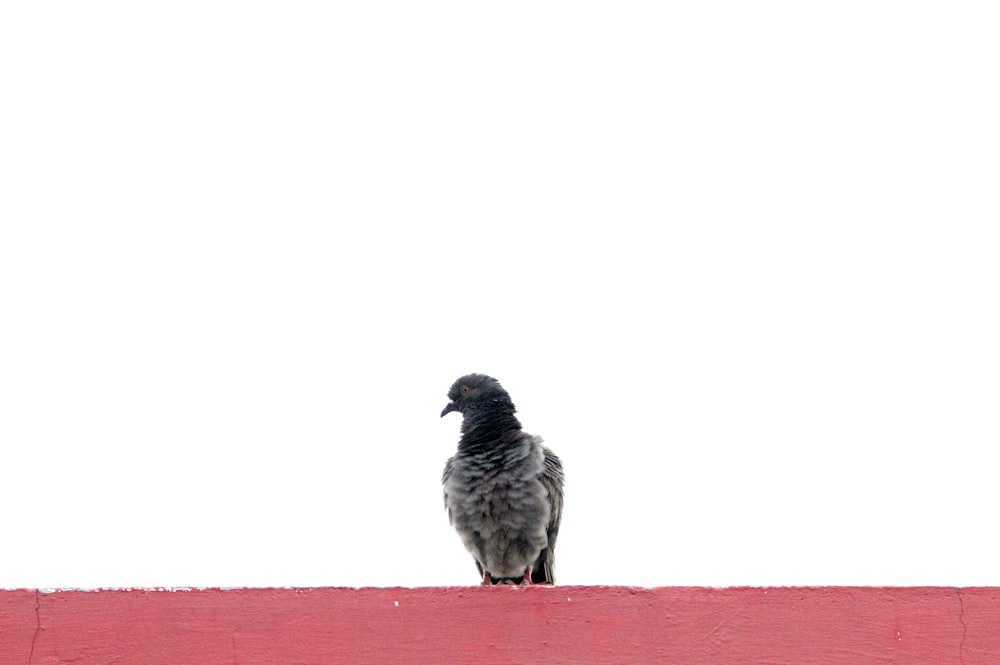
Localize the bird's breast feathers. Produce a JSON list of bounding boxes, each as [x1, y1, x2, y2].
[[443, 445, 551, 528]]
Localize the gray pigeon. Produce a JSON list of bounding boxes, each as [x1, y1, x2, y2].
[[440, 374, 564, 585]]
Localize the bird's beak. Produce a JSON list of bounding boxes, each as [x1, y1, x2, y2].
[[441, 402, 458, 417]]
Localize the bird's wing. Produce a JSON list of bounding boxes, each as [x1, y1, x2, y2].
[[531, 446, 564, 584], [441, 455, 455, 525], [443, 455, 486, 580]]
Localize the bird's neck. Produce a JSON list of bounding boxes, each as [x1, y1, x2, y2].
[[458, 406, 522, 451]]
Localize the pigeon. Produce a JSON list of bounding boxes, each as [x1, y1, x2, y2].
[[440, 373, 564, 585]]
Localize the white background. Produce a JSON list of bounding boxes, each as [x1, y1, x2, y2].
[[2, 1, 997, 589]]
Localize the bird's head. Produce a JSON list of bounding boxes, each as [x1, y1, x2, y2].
[[440, 373, 514, 418]]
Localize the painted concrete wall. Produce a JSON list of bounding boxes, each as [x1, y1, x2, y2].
[[3, 587, 998, 664]]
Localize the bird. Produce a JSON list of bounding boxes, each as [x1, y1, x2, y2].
[[440, 373, 564, 585]]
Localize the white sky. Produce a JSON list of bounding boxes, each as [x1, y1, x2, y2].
[[2, 1, 998, 589]]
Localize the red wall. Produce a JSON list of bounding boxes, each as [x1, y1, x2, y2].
[[3, 587, 998, 664]]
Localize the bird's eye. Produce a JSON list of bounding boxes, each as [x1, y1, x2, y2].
[[461, 385, 471, 395]]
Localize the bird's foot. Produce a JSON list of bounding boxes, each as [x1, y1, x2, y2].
[[481, 572, 493, 586], [522, 569, 533, 586]]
